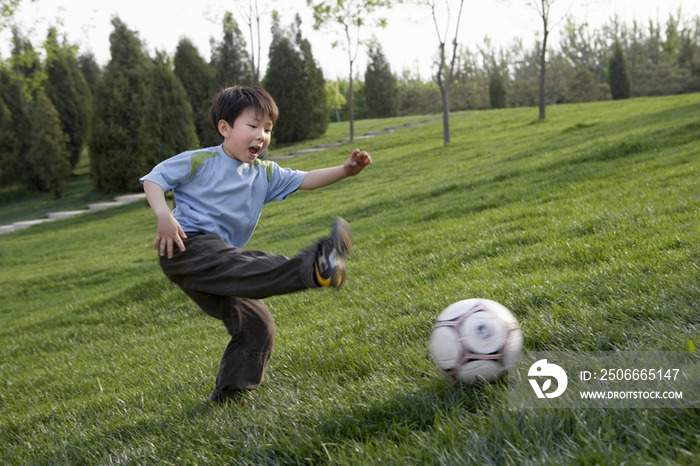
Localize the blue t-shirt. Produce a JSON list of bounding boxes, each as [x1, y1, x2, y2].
[[140, 145, 307, 248]]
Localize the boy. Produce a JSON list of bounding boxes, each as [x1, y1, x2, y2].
[[140, 86, 372, 403]]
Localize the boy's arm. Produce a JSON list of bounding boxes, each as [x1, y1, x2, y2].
[[298, 149, 372, 191], [143, 180, 188, 258]]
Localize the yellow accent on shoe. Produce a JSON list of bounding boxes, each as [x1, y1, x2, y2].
[[333, 264, 346, 289], [315, 261, 332, 287]]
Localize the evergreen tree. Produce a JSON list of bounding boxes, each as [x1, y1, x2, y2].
[[488, 65, 507, 109], [1, 30, 39, 183], [77, 52, 101, 95], [364, 44, 399, 118], [264, 13, 327, 143], [26, 90, 71, 198], [174, 38, 214, 146], [211, 12, 251, 90], [140, 51, 199, 172], [609, 41, 631, 100], [0, 95, 19, 183], [89, 17, 152, 192], [203, 12, 251, 147], [44, 28, 92, 169]]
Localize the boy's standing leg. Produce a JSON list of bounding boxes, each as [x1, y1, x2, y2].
[[177, 288, 275, 402]]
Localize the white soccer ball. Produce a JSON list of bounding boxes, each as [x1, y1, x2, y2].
[[429, 298, 523, 384]]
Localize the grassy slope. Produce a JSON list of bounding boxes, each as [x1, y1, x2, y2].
[[1, 95, 699, 465], [0, 153, 127, 226], [0, 113, 440, 226]]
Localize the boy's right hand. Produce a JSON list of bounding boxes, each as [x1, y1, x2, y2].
[[154, 213, 188, 259]]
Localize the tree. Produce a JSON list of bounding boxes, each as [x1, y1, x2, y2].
[[364, 44, 399, 118], [210, 11, 252, 91], [77, 52, 101, 95], [264, 13, 327, 143], [26, 89, 71, 198], [174, 38, 214, 146], [325, 79, 346, 122], [89, 17, 152, 192], [488, 65, 507, 108], [205, 11, 252, 147], [527, 0, 573, 119], [234, 0, 264, 86], [0, 95, 18, 182], [308, 0, 396, 141], [140, 51, 199, 173], [1, 28, 41, 184], [44, 28, 92, 169], [337, 77, 369, 121], [608, 41, 631, 100], [1, 0, 36, 31], [428, 0, 465, 144]]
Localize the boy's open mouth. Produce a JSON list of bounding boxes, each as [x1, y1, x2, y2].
[[249, 146, 261, 157]]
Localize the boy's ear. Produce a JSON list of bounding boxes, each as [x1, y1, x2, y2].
[[218, 120, 231, 138]]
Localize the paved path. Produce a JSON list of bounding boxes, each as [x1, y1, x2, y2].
[[0, 194, 147, 235], [0, 116, 445, 235], [269, 117, 441, 160]]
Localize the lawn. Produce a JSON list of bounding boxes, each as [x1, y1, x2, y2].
[[1, 95, 699, 465]]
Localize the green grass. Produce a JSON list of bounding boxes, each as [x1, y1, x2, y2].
[[0, 150, 128, 226], [267, 113, 445, 156], [0, 114, 440, 226], [1, 95, 700, 465]]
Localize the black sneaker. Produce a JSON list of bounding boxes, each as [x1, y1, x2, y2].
[[314, 217, 353, 289]]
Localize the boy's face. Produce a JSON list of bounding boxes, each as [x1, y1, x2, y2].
[[218, 109, 273, 163]]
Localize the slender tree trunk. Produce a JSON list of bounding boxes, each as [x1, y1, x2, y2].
[[440, 85, 450, 144], [539, 29, 549, 120], [348, 60, 354, 141]]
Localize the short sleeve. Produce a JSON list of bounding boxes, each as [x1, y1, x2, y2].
[[139, 152, 193, 192], [265, 163, 307, 203]]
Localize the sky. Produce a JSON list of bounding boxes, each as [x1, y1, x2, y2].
[[1, 0, 698, 81]]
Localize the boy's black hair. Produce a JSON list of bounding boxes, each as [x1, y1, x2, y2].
[[209, 86, 279, 138]]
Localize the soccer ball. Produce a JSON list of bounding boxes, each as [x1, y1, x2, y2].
[[429, 298, 523, 384]]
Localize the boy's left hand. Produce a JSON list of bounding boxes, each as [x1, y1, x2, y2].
[[344, 149, 373, 176]]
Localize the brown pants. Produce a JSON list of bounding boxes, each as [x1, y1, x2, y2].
[[159, 231, 320, 401]]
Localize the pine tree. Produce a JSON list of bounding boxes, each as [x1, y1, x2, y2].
[[89, 17, 152, 192], [204, 12, 252, 146], [77, 52, 101, 96], [174, 38, 214, 147], [26, 90, 72, 199], [489, 65, 507, 109], [140, 51, 199, 172], [44, 28, 92, 169], [609, 41, 631, 100], [1, 30, 39, 184], [211, 12, 251, 90], [364, 44, 399, 118], [264, 13, 327, 143], [0, 95, 19, 183]]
